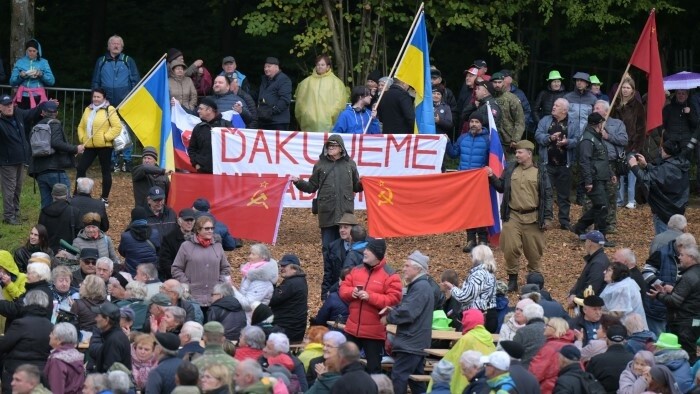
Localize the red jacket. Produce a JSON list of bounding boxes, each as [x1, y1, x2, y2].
[[528, 330, 576, 394], [339, 259, 403, 340]]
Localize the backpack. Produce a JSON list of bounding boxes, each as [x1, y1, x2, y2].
[[30, 119, 59, 157], [578, 371, 606, 394]]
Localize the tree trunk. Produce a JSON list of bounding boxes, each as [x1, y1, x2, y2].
[[10, 0, 35, 64], [322, 0, 345, 82]]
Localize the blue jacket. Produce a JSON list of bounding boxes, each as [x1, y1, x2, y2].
[[258, 71, 293, 125], [564, 89, 596, 134], [534, 115, 581, 167], [10, 39, 55, 90], [118, 225, 161, 275], [510, 85, 532, 129], [333, 105, 380, 134], [195, 212, 240, 251], [446, 128, 489, 170], [91, 53, 140, 105], [643, 240, 680, 321], [310, 291, 349, 326], [145, 355, 182, 394]]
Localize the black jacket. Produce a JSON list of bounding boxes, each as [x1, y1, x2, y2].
[[662, 97, 698, 145], [28, 118, 78, 176], [323, 237, 348, 297], [533, 87, 567, 124], [69, 193, 109, 232], [131, 163, 170, 208], [632, 155, 689, 224], [489, 161, 553, 229], [0, 105, 42, 166], [553, 363, 588, 394], [158, 227, 187, 280], [145, 205, 178, 243], [269, 273, 309, 343], [188, 114, 232, 173], [377, 84, 415, 134], [586, 344, 633, 393], [38, 199, 81, 253], [0, 304, 52, 393], [658, 264, 700, 324], [578, 126, 610, 184], [331, 362, 378, 394], [207, 295, 246, 341], [258, 71, 292, 126], [509, 360, 541, 394], [89, 324, 132, 372], [569, 248, 610, 298]]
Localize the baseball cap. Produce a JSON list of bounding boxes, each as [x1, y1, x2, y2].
[[203, 321, 225, 334], [480, 351, 510, 371], [265, 57, 280, 66], [559, 345, 581, 361], [0, 95, 12, 106], [148, 186, 166, 201], [79, 248, 99, 261], [42, 101, 58, 112], [472, 59, 487, 68], [91, 302, 121, 321], [193, 198, 210, 212], [579, 230, 605, 244], [606, 324, 628, 343], [178, 208, 196, 219], [279, 254, 300, 267], [148, 293, 172, 307], [464, 67, 479, 76], [519, 284, 540, 295], [222, 56, 236, 64]]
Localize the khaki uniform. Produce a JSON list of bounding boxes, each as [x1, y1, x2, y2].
[[500, 165, 545, 274]]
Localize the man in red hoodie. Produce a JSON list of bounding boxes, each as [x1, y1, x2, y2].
[[339, 238, 402, 374]]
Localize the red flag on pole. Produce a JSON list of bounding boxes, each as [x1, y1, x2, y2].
[[362, 169, 494, 238], [628, 10, 664, 133], [169, 173, 289, 244]]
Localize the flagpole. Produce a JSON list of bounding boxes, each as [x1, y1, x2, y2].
[[363, 3, 424, 134], [117, 53, 168, 110]]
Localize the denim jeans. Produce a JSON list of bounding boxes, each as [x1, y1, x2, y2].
[[653, 214, 668, 235], [111, 145, 133, 167], [617, 172, 637, 205], [36, 171, 71, 208]]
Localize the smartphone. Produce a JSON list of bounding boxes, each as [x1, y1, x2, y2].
[[356, 285, 364, 291]]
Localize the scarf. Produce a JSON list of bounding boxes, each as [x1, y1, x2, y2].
[[86, 101, 109, 139], [130, 345, 158, 390], [197, 234, 212, 248], [241, 260, 267, 277]]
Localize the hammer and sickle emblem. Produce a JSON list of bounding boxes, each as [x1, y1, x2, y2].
[[247, 190, 269, 209], [378, 184, 394, 206]]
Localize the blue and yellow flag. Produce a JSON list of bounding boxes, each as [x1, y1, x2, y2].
[[118, 57, 174, 170], [394, 12, 435, 134]]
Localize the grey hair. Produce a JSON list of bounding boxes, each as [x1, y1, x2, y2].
[[238, 359, 264, 380], [107, 370, 130, 394], [125, 281, 147, 300], [622, 313, 646, 334], [460, 350, 483, 369], [471, 245, 496, 273], [181, 321, 204, 342], [241, 325, 266, 350], [137, 263, 158, 280], [350, 225, 367, 242], [676, 233, 697, 250], [595, 99, 610, 112], [250, 243, 271, 261], [379, 77, 393, 87], [86, 373, 109, 392], [76, 177, 95, 194], [52, 322, 78, 345], [618, 248, 637, 266], [681, 246, 700, 264], [96, 257, 114, 272], [323, 330, 347, 347], [371, 374, 394, 394], [163, 280, 184, 298], [554, 97, 570, 111], [165, 306, 187, 325], [523, 303, 544, 321], [27, 262, 51, 282], [52, 266, 73, 282], [24, 289, 49, 308], [213, 282, 234, 297], [667, 215, 688, 231], [14, 364, 42, 384], [267, 332, 290, 353]]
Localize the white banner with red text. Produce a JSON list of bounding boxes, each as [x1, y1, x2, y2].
[[211, 129, 447, 208]]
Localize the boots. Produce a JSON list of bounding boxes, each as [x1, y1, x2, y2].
[[508, 274, 518, 293], [463, 240, 476, 253]]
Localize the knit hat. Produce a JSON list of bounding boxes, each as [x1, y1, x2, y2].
[[431, 85, 445, 96], [588, 112, 605, 126], [25, 39, 39, 51], [468, 112, 486, 126], [365, 238, 386, 261], [251, 303, 274, 325], [155, 332, 181, 352], [170, 59, 186, 71], [52, 183, 68, 198], [199, 97, 218, 112], [526, 272, 545, 288], [516, 298, 534, 311], [431, 359, 454, 383], [142, 146, 158, 160], [167, 48, 183, 64], [461, 309, 484, 333], [193, 198, 211, 212], [203, 321, 225, 334], [559, 345, 581, 361], [407, 250, 429, 271], [367, 70, 381, 84], [481, 351, 510, 371], [499, 340, 525, 359], [131, 206, 148, 222]]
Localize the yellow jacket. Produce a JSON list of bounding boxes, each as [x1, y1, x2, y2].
[[294, 70, 347, 132], [77, 105, 122, 148], [0, 250, 26, 301]]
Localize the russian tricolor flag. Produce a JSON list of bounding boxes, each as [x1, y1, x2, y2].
[[486, 102, 505, 244]]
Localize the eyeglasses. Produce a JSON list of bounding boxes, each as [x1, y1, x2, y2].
[[82, 259, 97, 265], [322, 343, 338, 349], [211, 293, 222, 297], [201, 227, 215, 231], [182, 218, 195, 222], [200, 373, 219, 381]]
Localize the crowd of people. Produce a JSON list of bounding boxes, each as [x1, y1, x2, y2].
[[0, 34, 700, 394]]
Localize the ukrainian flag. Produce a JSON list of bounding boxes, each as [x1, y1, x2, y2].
[[118, 56, 174, 170], [394, 12, 436, 134]]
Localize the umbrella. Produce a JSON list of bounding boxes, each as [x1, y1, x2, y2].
[[663, 71, 700, 90]]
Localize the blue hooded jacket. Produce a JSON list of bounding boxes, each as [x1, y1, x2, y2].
[[9, 39, 55, 91]]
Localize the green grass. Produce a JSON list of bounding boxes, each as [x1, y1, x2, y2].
[[0, 175, 43, 251]]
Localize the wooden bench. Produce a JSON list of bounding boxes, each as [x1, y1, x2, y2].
[[409, 374, 431, 382]]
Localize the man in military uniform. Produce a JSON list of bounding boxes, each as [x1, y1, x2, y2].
[[491, 72, 525, 160], [488, 140, 553, 292], [573, 113, 615, 247]]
